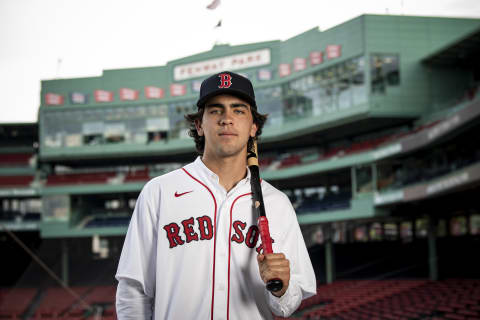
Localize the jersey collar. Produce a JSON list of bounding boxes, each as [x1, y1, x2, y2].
[[194, 156, 251, 187]]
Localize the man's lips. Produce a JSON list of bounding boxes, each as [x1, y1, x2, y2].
[[219, 132, 237, 136]]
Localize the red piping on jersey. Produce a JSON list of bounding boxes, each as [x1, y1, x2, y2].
[[227, 192, 252, 320], [182, 168, 218, 320]]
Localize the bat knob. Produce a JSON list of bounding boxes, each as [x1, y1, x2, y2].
[[266, 278, 283, 292]]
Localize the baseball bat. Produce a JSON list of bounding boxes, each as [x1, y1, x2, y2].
[[247, 140, 283, 293]]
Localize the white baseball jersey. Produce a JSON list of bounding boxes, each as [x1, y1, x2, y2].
[[116, 157, 316, 320]]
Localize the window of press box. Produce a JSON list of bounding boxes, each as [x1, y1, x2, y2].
[[370, 54, 400, 94], [168, 100, 196, 140], [1, 198, 42, 222], [355, 165, 373, 193], [275, 56, 367, 121], [42, 195, 70, 222], [255, 86, 283, 127], [41, 104, 177, 148]]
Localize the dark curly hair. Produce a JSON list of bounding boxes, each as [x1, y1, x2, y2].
[[185, 104, 268, 155]]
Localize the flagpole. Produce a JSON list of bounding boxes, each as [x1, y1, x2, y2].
[[206, 0, 222, 46]]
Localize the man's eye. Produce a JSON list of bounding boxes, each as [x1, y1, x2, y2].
[[234, 109, 245, 114], [210, 109, 221, 114]]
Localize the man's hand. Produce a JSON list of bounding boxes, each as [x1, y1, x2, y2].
[[257, 253, 290, 297]]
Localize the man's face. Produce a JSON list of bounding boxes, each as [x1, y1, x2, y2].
[[195, 94, 257, 159]]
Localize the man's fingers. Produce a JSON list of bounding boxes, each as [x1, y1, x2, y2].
[[258, 254, 290, 280], [261, 268, 288, 279], [257, 252, 291, 297], [263, 253, 285, 260], [263, 254, 289, 267]]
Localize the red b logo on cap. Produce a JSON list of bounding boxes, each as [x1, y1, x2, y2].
[[218, 73, 232, 89]]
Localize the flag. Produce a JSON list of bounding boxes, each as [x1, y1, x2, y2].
[[310, 51, 323, 65], [145, 86, 164, 99], [293, 58, 307, 72], [94, 90, 114, 103], [192, 80, 202, 93], [257, 69, 272, 81], [278, 64, 291, 78], [69, 92, 88, 104], [119, 88, 139, 101], [170, 84, 186, 97], [207, 0, 221, 10], [45, 93, 64, 106], [326, 45, 342, 59]]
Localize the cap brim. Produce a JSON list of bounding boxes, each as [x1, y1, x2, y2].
[[196, 88, 256, 109]]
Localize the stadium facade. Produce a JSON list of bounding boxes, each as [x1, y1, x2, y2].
[[1, 14, 480, 319]]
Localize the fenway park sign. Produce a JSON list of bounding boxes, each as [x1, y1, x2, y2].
[[173, 48, 271, 81]]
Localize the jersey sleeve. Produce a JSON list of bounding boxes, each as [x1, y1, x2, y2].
[[268, 193, 317, 316], [116, 278, 154, 320], [115, 180, 160, 298]]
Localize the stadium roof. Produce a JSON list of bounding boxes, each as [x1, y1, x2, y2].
[[422, 26, 480, 67]]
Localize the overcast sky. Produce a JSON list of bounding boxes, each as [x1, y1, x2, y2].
[[1, 0, 479, 123]]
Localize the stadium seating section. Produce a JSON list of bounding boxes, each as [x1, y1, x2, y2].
[[0, 153, 33, 167], [1, 279, 479, 319], [85, 216, 131, 228], [0, 211, 41, 222], [0, 288, 37, 319], [0, 175, 34, 187], [45, 167, 152, 186], [296, 191, 352, 214], [277, 279, 480, 320], [46, 172, 117, 186], [124, 167, 149, 182], [261, 118, 444, 173], [0, 286, 116, 319]]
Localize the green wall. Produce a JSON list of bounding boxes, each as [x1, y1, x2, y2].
[[365, 15, 480, 115]]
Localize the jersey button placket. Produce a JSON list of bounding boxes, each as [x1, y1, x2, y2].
[[213, 191, 229, 320]]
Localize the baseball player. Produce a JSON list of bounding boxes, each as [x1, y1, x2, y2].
[[115, 71, 316, 319]]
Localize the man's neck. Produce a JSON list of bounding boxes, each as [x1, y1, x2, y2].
[[201, 153, 248, 192]]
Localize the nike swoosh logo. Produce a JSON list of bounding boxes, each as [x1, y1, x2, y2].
[[175, 191, 193, 197]]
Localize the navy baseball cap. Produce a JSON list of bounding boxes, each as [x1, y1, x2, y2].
[[196, 71, 257, 109]]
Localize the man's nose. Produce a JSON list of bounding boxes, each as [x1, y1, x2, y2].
[[219, 111, 233, 125]]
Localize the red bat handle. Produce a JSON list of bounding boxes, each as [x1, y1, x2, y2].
[[258, 216, 273, 254], [258, 216, 283, 292]]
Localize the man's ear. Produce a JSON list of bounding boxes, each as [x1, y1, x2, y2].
[[250, 122, 258, 138], [195, 119, 204, 136]]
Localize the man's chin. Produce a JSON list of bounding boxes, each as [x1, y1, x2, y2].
[[216, 147, 245, 158]]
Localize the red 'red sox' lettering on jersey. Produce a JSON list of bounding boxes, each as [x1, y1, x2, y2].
[[163, 216, 272, 253]]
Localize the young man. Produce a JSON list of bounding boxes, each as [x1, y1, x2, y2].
[[116, 71, 316, 319]]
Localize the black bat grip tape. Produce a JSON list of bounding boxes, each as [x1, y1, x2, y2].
[[267, 279, 283, 292]]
